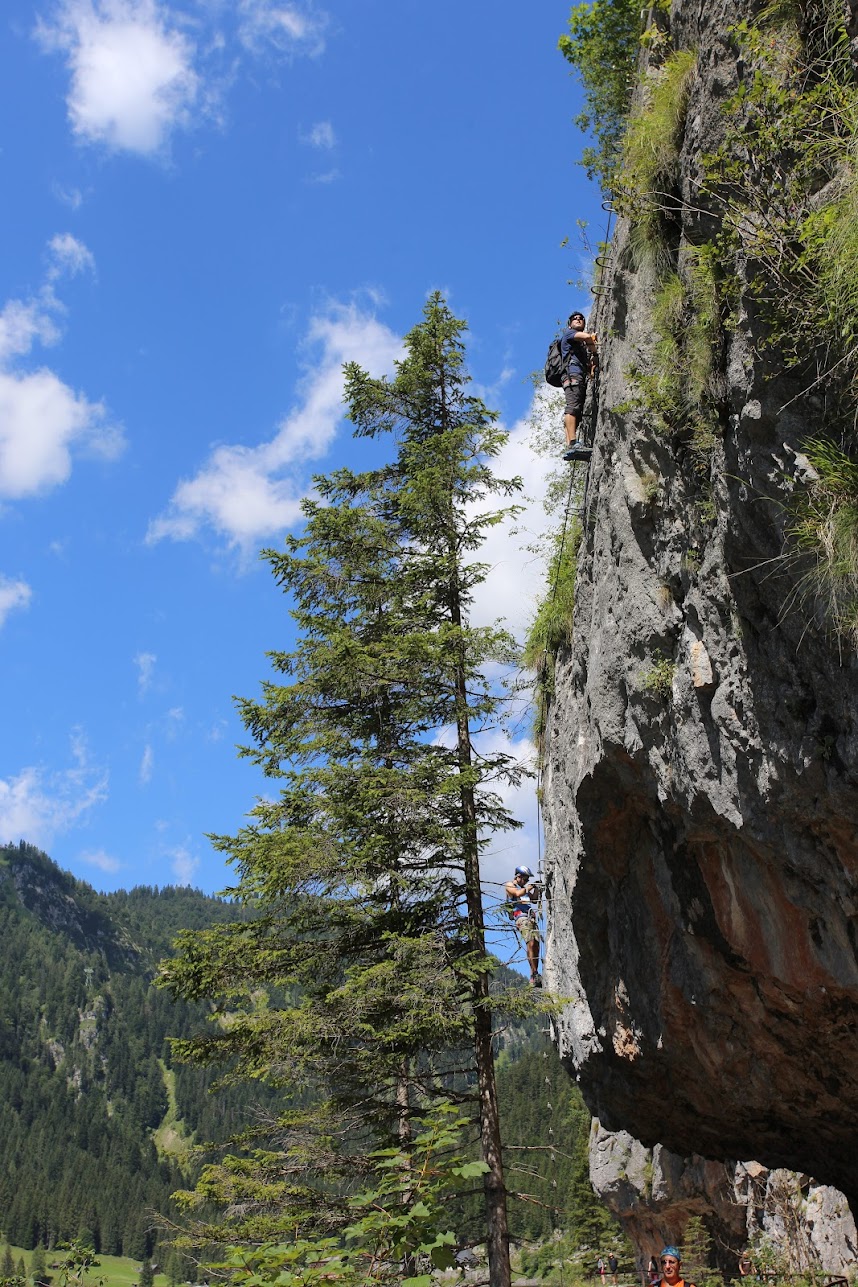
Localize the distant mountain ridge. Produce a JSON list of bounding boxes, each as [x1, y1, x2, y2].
[[1, 844, 143, 968]]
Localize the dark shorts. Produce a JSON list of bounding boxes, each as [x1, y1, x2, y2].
[[563, 375, 587, 417]]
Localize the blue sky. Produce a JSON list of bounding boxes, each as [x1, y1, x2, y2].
[[0, 0, 602, 914]]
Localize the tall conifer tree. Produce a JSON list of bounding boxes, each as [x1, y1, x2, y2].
[[163, 294, 527, 1287]]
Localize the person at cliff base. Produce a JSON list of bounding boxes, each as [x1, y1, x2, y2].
[[560, 311, 598, 462], [504, 864, 542, 986], [649, 1256, 660, 1285], [658, 1247, 696, 1287], [608, 1253, 619, 1283]]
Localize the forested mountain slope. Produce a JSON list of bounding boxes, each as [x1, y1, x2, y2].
[[0, 842, 251, 1256], [0, 842, 607, 1254]]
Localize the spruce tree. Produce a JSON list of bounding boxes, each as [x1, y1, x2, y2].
[[162, 294, 527, 1287], [31, 1245, 47, 1285]]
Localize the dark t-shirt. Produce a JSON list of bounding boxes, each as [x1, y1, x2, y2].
[[560, 326, 590, 377]]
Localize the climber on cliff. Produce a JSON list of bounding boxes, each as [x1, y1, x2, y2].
[[561, 311, 598, 462], [657, 1247, 696, 1287], [505, 864, 542, 986]]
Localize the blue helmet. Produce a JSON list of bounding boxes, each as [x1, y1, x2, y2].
[[515, 865, 534, 879]]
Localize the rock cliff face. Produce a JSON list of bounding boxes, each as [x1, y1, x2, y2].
[[543, 0, 858, 1237], [589, 1124, 858, 1274]]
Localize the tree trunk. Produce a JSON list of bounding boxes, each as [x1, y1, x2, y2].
[[452, 605, 512, 1287]]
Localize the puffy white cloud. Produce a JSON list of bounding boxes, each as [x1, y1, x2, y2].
[[301, 120, 335, 148], [0, 576, 33, 629], [0, 734, 109, 848], [0, 236, 124, 500], [148, 300, 402, 552], [238, 0, 327, 56], [0, 368, 121, 499], [38, 0, 199, 155]]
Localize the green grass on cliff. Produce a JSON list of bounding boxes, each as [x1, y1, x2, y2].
[[789, 437, 858, 642], [620, 47, 697, 264], [524, 518, 581, 748]]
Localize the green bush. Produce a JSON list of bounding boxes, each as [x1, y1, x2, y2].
[[558, 0, 643, 189], [640, 652, 676, 698]]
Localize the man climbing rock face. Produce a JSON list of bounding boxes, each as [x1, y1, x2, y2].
[[505, 864, 542, 986], [560, 311, 598, 462]]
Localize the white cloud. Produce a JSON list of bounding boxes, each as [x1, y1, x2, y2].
[[0, 576, 33, 629], [81, 847, 121, 873], [135, 650, 157, 694], [148, 300, 402, 552], [38, 0, 199, 156], [0, 369, 121, 499], [238, 0, 327, 56], [0, 300, 61, 365], [169, 843, 199, 885], [467, 390, 558, 645], [477, 729, 539, 875], [47, 232, 96, 279], [139, 743, 154, 783], [0, 236, 124, 500], [0, 733, 108, 848], [301, 120, 335, 148]]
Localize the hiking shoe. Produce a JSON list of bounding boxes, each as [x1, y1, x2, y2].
[[530, 972, 543, 988], [562, 444, 592, 462]]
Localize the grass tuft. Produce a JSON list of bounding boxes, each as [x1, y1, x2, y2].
[[524, 521, 582, 747], [620, 48, 697, 260], [789, 437, 858, 642]]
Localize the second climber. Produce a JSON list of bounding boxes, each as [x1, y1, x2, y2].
[[505, 864, 542, 987]]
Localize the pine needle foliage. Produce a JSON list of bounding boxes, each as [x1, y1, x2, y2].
[[161, 295, 532, 1287]]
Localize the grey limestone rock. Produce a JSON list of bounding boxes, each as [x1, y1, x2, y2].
[[543, 0, 858, 1231]]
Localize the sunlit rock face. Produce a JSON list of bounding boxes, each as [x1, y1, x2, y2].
[[588, 1126, 858, 1275], [543, 0, 858, 1221]]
